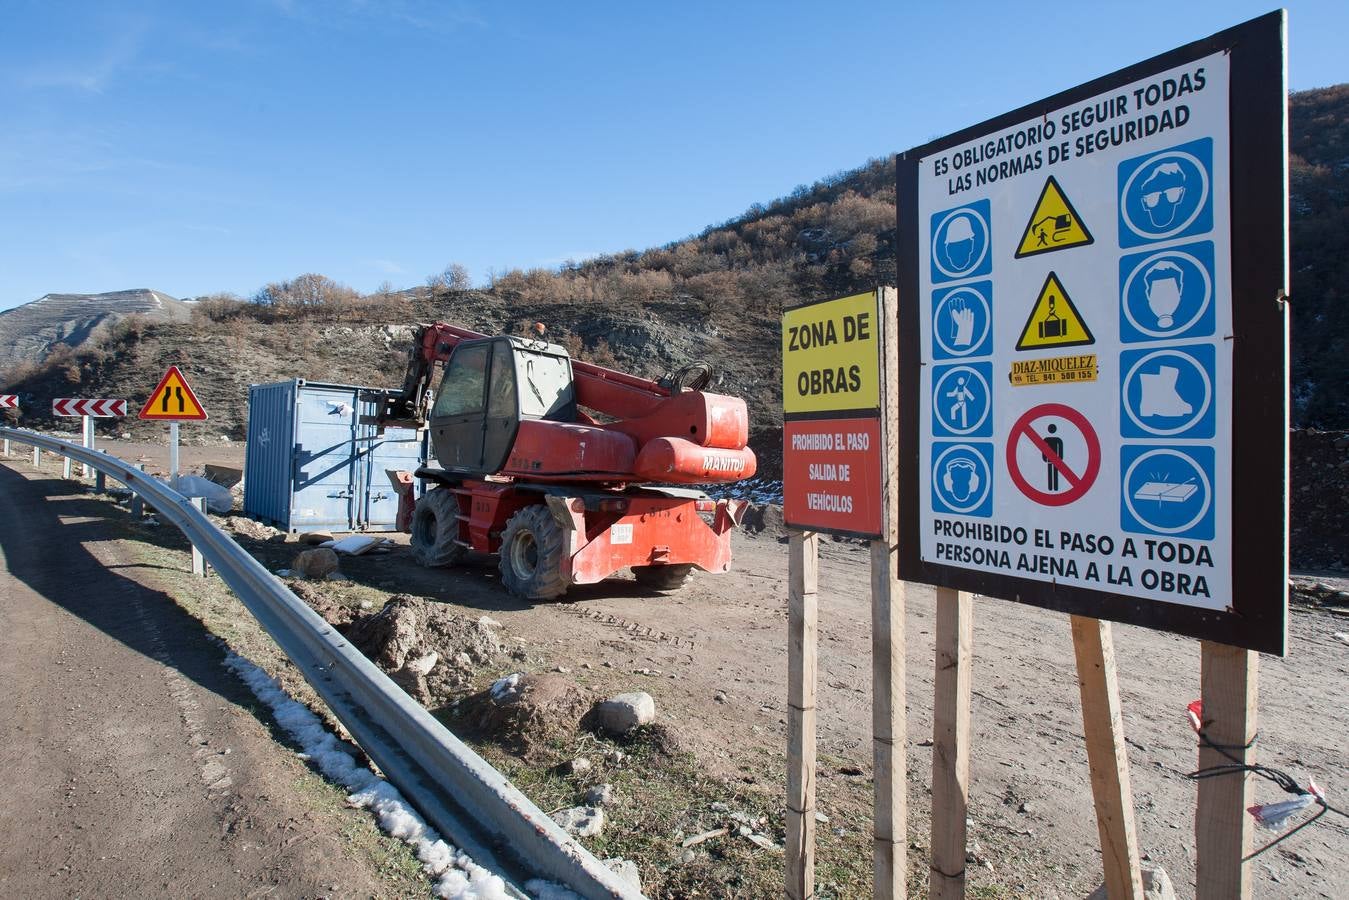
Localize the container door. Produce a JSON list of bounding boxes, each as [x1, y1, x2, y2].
[[290, 388, 358, 531], [363, 425, 424, 530]]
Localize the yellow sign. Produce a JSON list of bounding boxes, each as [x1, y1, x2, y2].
[[1009, 354, 1099, 386], [1014, 176, 1094, 258], [138, 365, 208, 420], [1015, 272, 1095, 351], [782, 291, 881, 414]]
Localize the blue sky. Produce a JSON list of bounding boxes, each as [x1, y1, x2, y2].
[[1, 1, 1342, 310]]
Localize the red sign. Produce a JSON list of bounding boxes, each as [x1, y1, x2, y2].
[[783, 417, 883, 537], [0, 395, 17, 409], [1005, 402, 1100, 506], [52, 398, 128, 418]]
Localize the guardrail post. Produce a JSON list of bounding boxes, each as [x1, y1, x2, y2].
[[94, 450, 107, 493], [63, 455, 73, 479], [130, 463, 146, 519], [191, 497, 210, 577], [82, 415, 95, 478], [3, 438, 10, 456], [33, 446, 41, 468]]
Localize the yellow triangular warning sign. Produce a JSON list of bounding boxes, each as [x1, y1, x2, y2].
[[1015, 272, 1095, 351], [138, 365, 208, 420], [1014, 176, 1094, 258]]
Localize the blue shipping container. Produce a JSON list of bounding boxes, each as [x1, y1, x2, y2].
[[244, 380, 427, 533]]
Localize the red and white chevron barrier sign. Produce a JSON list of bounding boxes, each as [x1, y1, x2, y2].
[[0, 395, 17, 409], [52, 398, 128, 418]]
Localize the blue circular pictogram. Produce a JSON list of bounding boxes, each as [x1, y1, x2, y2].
[[1119, 141, 1212, 243]]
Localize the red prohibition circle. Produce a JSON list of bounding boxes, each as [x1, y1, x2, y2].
[[1005, 402, 1101, 506]]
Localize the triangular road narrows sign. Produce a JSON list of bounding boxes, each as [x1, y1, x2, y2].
[[138, 365, 208, 420], [1014, 176, 1095, 258], [1015, 272, 1095, 351]]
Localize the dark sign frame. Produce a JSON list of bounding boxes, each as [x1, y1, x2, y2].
[[896, 11, 1288, 654]]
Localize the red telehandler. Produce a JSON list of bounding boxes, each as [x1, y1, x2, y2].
[[371, 323, 758, 599]]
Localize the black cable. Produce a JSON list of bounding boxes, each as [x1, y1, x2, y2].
[[1183, 726, 1347, 861]]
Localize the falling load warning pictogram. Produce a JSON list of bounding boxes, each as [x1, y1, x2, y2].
[[138, 365, 208, 420], [1014, 176, 1095, 258], [1015, 272, 1095, 351]]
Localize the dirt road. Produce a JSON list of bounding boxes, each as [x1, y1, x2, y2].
[[0, 464, 420, 898]]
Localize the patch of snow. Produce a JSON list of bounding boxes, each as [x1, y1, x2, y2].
[[220, 649, 510, 899], [491, 672, 522, 700], [523, 882, 584, 900]]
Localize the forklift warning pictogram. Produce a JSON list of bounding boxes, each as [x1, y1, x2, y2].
[[1015, 272, 1095, 351], [1014, 176, 1095, 258], [138, 365, 208, 421], [1005, 403, 1100, 506]]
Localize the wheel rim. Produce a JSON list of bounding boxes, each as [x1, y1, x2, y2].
[[509, 530, 539, 579]]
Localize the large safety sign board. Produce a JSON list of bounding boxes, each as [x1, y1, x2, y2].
[[895, 12, 1288, 654], [782, 290, 885, 538], [138, 365, 208, 421]]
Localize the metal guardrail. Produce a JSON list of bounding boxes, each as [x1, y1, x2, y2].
[[0, 427, 639, 900]]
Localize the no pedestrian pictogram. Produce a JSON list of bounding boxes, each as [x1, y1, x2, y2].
[[1005, 403, 1100, 506]]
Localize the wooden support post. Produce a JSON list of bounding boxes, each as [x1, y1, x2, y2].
[[191, 497, 210, 577], [787, 530, 819, 900], [1071, 616, 1144, 900], [1195, 642, 1258, 900], [871, 285, 906, 899], [930, 587, 972, 900], [872, 540, 906, 898]]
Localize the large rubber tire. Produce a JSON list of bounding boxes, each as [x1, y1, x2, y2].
[[410, 488, 468, 568], [498, 505, 572, 600], [632, 563, 695, 592]]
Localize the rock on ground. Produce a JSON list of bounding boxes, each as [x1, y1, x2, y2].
[[551, 805, 604, 838], [586, 783, 615, 806], [1086, 867, 1176, 900], [590, 691, 656, 737], [291, 548, 339, 580], [603, 858, 641, 892]]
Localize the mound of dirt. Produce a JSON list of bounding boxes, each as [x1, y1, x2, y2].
[[345, 595, 506, 704], [739, 502, 786, 539], [288, 581, 361, 629], [459, 673, 594, 756]]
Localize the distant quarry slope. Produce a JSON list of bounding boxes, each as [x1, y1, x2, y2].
[[0, 289, 192, 372]]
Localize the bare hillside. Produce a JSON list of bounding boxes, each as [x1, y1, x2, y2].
[[0, 289, 192, 373]]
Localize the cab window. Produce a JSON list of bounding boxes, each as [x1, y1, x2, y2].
[[487, 343, 517, 417], [432, 343, 488, 418]]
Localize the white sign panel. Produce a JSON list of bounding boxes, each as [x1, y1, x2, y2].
[[915, 55, 1232, 611]]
